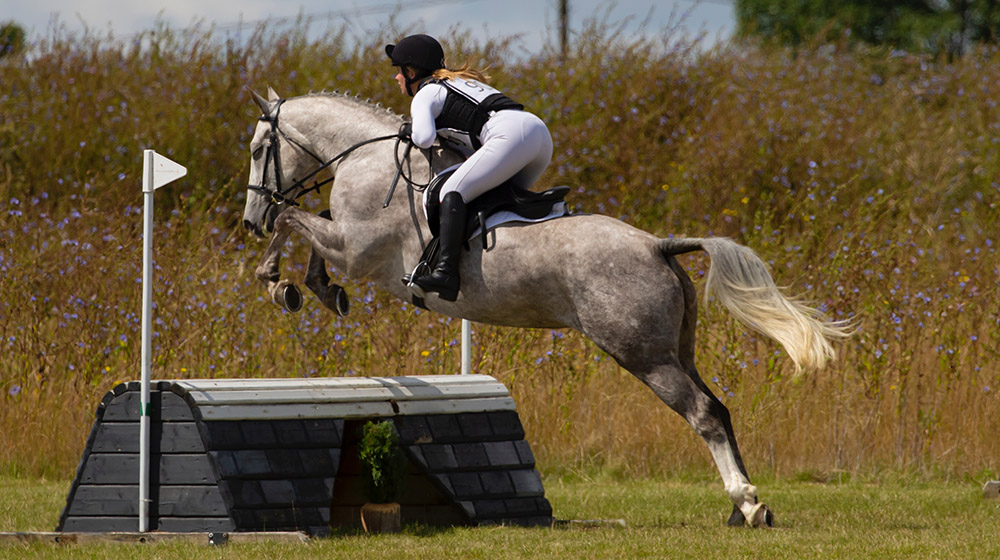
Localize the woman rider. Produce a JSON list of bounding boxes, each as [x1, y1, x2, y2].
[[386, 34, 553, 302]]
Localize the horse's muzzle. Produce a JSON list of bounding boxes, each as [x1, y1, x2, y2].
[[242, 204, 279, 238], [243, 219, 265, 238]]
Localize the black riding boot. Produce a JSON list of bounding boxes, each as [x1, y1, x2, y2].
[[413, 191, 466, 302]]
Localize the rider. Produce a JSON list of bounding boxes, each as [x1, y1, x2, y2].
[[385, 34, 553, 302]]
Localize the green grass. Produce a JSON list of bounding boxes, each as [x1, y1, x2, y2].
[[0, 477, 66, 535], [3, 474, 999, 559]]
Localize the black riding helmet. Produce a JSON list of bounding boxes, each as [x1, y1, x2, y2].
[[385, 34, 446, 96]]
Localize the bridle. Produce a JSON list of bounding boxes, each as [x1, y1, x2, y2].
[[247, 98, 422, 215]]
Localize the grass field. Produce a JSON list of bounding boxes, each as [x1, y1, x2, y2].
[[2, 474, 999, 559]]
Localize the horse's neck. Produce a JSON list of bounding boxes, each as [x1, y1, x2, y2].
[[295, 96, 406, 206], [288, 96, 453, 286], [305, 95, 399, 148]]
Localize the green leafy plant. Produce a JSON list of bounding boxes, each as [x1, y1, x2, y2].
[[357, 420, 405, 504]]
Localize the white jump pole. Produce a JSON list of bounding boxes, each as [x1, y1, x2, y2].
[[461, 319, 472, 375], [139, 149, 186, 532]]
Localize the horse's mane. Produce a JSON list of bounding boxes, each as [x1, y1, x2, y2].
[[285, 89, 465, 161], [297, 90, 404, 123]]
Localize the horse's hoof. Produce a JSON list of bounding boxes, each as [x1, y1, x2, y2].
[[747, 503, 774, 528], [271, 281, 303, 313], [281, 283, 303, 312], [326, 284, 349, 317]]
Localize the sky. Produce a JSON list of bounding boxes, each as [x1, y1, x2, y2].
[[7, 0, 736, 53]]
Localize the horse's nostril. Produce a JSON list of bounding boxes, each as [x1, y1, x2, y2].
[[243, 219, 264, 238]]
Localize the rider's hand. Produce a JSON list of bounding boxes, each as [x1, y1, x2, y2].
[[398, 121, 413, 141]]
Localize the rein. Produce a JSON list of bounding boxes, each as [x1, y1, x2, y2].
[[248, 98, 423, 212]]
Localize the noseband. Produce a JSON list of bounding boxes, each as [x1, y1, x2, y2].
[[247, 98, 408, 214]]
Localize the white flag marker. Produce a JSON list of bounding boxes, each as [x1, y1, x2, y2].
[[144, 150, 188, 192], [139, 150, 186, 532]]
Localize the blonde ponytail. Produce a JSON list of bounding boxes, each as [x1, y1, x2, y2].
[[432, 61, 491, 84]]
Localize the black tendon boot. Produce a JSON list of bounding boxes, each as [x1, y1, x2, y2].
[[413, 191, 466, 301]]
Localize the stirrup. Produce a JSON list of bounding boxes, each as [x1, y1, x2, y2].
[[408, 271, 459, 302], [403, 261, 430, 299]]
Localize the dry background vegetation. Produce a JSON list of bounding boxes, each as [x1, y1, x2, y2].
[[1, 16, 997, 486]]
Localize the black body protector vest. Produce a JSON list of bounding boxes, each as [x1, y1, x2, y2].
[[427, 78, 524, 150]]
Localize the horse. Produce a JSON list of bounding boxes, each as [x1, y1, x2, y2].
[[241, 87, 853, 528]]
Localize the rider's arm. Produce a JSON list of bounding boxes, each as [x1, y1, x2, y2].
[[409, 82, 446, 149]]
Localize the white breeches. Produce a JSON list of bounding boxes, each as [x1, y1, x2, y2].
[[438, 110, 553, 203]]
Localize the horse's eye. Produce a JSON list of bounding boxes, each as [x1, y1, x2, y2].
[[252, 146, 264, 160]]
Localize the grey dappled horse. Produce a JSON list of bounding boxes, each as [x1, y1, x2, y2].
[[242, 87, 852, 527]]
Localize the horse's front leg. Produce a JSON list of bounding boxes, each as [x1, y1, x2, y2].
[[254, 212, 305, 312], [254, 206, 349, 314], [303, 210, 350, 317]]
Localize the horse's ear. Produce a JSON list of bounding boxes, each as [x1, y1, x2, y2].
[[267, 86, 280, 102], [249, 88, 270, 115]]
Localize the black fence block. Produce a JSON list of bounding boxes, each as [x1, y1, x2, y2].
[[479, 470, 515, 496], [482, 441, 521, 468], [452, 443, 490, 469], [394, 415, 432, 444], [416, 444, 459, 471], [61, 378, 551, 533], [456, 412, 493, 439], [91, 422, 204, 454], [426, 414, 463, 441], [487, 411, 525, 440]]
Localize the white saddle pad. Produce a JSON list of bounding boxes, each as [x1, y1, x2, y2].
[[467, 203, 570, 241]]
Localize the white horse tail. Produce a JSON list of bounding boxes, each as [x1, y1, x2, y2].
[[658, 237, 853, 374]]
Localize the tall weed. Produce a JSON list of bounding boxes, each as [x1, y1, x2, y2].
[[0, 18, 997, 480]]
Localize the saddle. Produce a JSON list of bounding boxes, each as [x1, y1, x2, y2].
[[424, 168, 571, 248], [403, 169, 571, 307]]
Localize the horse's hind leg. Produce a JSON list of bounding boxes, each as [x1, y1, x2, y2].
[[303, 210, 349, 316], [683, 371, 766, 528], [665, 254, 773, 528], [637, 361, 772, 528]]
